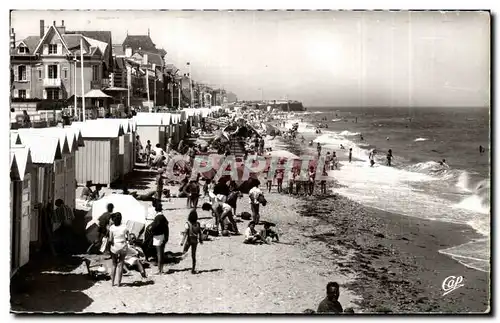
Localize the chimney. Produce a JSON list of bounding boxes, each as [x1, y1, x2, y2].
[[53, 20, 56, 26], [10, 28, 15, 49], [40, 20, 44, 38], [58, 20, 66, 34]]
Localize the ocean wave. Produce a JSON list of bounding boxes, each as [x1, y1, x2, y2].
[[338, 130, 361, 136], [414, 137, 428, 142], [331, 118, 342, 122]]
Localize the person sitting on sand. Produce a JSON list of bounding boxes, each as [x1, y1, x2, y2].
[[124, 233, 147, 279], [180, 209, 203, 274], [317, 282, 343, 314], [260, 222, 279, 243], [243, 221, 265, 244]]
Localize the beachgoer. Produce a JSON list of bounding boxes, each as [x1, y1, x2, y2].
[[226, 189, 242, 217], [320, 167, 327, 195], [325, 152, 332, 169], [265, 170, 273, 193], [155, 169, 166, 205], [22, 110, 32, 128], [387, 149, 393, 166], [124, 233, 147, 278], [317, 143, 322, 157], [109, 212, 129, 287], [276, 168, 284, 193], [183, 178, 201, 209], [360, 134, 364, 141], [243, 221, 265, 244], [249, 182, 264, 224], [149, 205, 169, 274], [90, 185, 104, 201], [259, 137, 265, 155], [332, 152, 338, 170], [97, 203, 114, 254], [317, 282, 344, 314], [144, 140, 152, 165], [52, 199, 75, 255], [340, 144, 345, 150], [479, 145, 485, 154], [308, 166, 316, 196], [260, 222, 279, 243], [81, 181, 94, 201], [348, 148, 352, 163], [135, 135, 143, 162], [180, 209, 203, 274], [439, 159, 449, 168]]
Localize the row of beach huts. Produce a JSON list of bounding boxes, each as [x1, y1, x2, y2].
[[9, 106, 223, 276]]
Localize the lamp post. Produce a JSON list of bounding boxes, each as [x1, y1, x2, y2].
[[187, 62, 193, 108], [73, 57, 78, 117]]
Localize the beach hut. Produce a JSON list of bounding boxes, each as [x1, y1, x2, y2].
[[11, 131, 63, 260], [17, 127, 77, 210], [134, 113, 167, 150], [71, 121, 124, 186], [10, 145, 33, 275]]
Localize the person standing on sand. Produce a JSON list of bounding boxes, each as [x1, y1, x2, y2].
[[155, 169, 166, 205], [317, 282, 344, 314], [109, 213, 129, 287], [348, 148, 352, 163], [320, 167, 327, 195], [325, 152, 332, 169], [180, 210, 203, 274], [317, 143, 322, 157], [288, 168, 296, 195], [387, 149, 393, 166], [249, 182, 264, 224], [149, 205, 169, 274], [308, 166, 316, 196], [265, 170, 273, 193], [183, 178, 201, 209], [226, 189, 242, 217]]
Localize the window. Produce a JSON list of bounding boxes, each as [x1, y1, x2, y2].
[[47, 89, 59, 100], [48, 44, 58, 54], [92, 65, 99, 81], [48, 65, 58, 79], [18, 65, 26, 81], [37, 68, 42, 80], [18, 89, 26, 99], [18, 46, 27, 54], [63, 68, 68, 79]]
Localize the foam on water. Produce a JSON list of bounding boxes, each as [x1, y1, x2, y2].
[[294, 119, 490, 272], [414, 137, 429, 142]]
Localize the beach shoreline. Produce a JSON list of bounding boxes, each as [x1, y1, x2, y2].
[[272, 121, 490, 313]]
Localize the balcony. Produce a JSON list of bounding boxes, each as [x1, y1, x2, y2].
[[91, 78, 110, 89], [43, 78, 62, 87]]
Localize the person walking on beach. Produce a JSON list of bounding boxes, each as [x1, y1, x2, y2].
[[317, 282, 343, 314], [308, 166, 316, 196], [265, 170, 273, 193], [317, 143, 322, 157], [180, 210, 203, 274], [386, 149, 393, 166], [348, 148, 352, 163], [320, 167, 328, 195], [109, 213, 129, 287], [288, 168, 297, 196], [249, 182, 264, 224], [149, 205, 169, 274], [332, 152, 338, 170], [276, 168, 284, 193]]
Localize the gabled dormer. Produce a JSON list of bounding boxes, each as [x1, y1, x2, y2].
[[16, 41, 29, 55], [33, 24, 71, 56]]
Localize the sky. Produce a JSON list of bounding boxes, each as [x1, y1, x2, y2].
[[10, 10, 490, 108]]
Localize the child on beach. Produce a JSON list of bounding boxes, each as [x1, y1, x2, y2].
[[243, 221, 265, 244], [180, 210, 203, 274], [260, 222, 279, 243], [249, 182, 265, 224], [124, 233, 147, 279], [317, 282, 343, 314], [183, 178, 201, 209]]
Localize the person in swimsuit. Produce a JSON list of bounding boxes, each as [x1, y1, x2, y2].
[[109, 212, 129, 287], [149, 205, 169, 274], [180, 210, 203, 274], [348, 148, 352, 163]]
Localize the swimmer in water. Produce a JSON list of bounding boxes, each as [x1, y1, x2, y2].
[[438, 159, 449, 168], [360, 134, 364, 141], [340, 144, 345, 150], [386, 149, 393, 166], [479, 145, 485, 154], [309, 141, 314, 147], [348, 148, 352, 163]]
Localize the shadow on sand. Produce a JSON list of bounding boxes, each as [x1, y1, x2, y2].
[[10, 255, 95, 313], [166, 268, 223, 275]]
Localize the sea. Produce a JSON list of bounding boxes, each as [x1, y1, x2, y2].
[[284, 107, 491, 272]]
